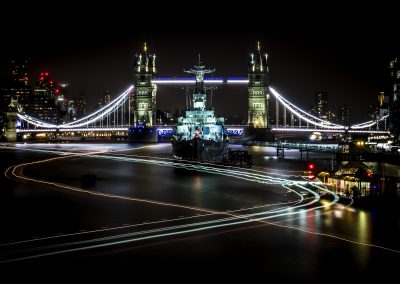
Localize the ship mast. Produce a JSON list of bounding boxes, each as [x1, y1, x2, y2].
[[184, 54, 215, 111]]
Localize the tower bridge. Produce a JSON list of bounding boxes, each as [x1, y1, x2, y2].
[[6, 43, 392, 143]]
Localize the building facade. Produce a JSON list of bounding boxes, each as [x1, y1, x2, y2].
[[338, 104, 351, 126], [0, 59, 32, 114], [388, 58, 400, 143], [312, 91, 328, 120]]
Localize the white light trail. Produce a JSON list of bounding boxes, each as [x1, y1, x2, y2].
[[2, 145, 398, 263]]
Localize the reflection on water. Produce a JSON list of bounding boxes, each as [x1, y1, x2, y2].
[[193, 175, 202, 191], [354, 210, 371, 269], [288, 200, 374, 270], [299, 209, 307, 228], [1, 143, 398, 277]]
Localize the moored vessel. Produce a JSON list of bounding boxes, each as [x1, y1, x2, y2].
[[172, 57, 229, 161]]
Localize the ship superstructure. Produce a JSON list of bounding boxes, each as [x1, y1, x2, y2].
[[172, 57, 229, 160]]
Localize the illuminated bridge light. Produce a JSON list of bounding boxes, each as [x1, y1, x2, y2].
[[226, 128, 244, 136], [348, 130, 390, 134], [272, 128, 344, 133], [157, 128, 174, 136], [204, 77, 224, 84], [15, 82, 389, 135], [152, 77, 224, 84], [227, 77, 249, 84], [350, 115, 389, 129], [269, 87, 345, 129], [17, 86, 134, 129], [271, 128, 390, 134], [152, 79, 196, 84], [17, 128, 129, 133]]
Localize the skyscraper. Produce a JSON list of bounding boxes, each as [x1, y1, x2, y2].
[[338, 104, 351, 126], [10, 59, 29, 87], [74, 92, 87, 119], [0, 59, 32, 113], [388, 58, 400, 143], [33, 72, 60, 123], [312, 91, 328, 120]]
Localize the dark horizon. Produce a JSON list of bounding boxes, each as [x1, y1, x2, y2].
[[1, 3, 400, 122]]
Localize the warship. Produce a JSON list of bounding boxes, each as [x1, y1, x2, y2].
[[172, 58, 229, 161]]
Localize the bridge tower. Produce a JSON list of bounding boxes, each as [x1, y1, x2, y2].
[[248, 41, 269, 128], [4, 97, 21, 142], [133, 42, 157, 127]]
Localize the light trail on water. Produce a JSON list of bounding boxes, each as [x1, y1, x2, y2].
[[1, 144, 398, 263]]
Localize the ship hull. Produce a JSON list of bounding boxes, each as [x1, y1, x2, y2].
[[172, 138, 229, 162]]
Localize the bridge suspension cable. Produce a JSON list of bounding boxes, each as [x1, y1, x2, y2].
[[269, 87, 345, 129], [15, 83, 389, 134], [350, 115, 389, 129], [17, 86, 133, 129]]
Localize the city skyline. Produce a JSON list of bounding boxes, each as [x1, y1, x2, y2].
[[2, 4, 400, 122]]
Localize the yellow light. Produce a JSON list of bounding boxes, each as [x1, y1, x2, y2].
[[144, 42, 147, 52]]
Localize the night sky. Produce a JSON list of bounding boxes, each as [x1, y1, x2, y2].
[[2, 3, 400, 122]]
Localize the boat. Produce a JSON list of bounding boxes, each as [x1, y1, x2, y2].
[[172, 57, 229, 161]]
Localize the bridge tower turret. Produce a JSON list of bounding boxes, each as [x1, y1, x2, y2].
[[4, 97, 21, 142], [248, 41, 269, 128], [133, 42, 157, 127]]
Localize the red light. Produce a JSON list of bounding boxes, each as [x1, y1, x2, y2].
[[40, 77, 44, 81], [45, 72, 49, 76], [50, 81, 53, 85], [40, 73, 43, 76], [55, 89, 59, 93], [308, 163, 315, 170]]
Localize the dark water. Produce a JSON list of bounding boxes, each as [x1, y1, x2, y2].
[[0, 143, 398, 280]]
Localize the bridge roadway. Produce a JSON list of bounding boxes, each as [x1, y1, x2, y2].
[[15, 125, 391, 135], [0, 143, 399, 279]]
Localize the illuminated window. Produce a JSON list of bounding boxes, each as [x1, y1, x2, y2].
[[138, 102, 148, 109], [253, 90, 263, 96], [253, 102, 263, 109]]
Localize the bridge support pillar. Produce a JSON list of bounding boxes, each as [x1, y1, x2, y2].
[[243, 126, 274, 141], [128, 126, 158, 143], [299, 148, 309, 160], [277, 146, 285, 159]]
